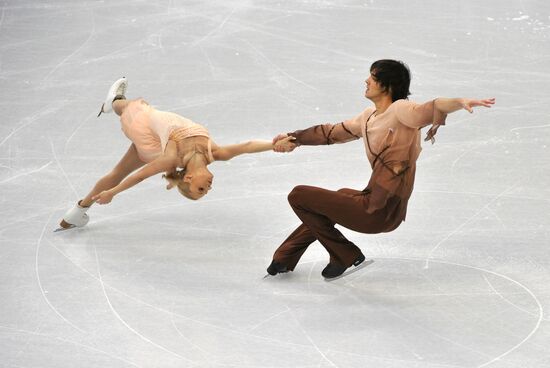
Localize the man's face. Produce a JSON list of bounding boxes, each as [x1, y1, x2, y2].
[[365, 72, 385, 100]]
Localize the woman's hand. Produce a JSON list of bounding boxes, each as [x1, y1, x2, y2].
[[92, 190, 115, 205], [272, 133, 288, 145], [273, 135, 297, 153], [461, 98, 495, 113]]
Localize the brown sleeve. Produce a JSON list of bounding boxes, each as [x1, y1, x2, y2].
[[288, 121, 361, 146]]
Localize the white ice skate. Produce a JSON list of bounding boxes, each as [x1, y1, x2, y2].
[[97, 77, 127, 117], [55, 201, 90, 232]]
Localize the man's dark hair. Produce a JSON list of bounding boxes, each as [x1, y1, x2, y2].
[[370, 59, 411, 101]]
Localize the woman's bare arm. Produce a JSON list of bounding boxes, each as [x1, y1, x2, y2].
[[92, 155, 176, 204], [213, 136, 296, 161]]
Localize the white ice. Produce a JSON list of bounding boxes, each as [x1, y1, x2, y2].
[[1, 0, 550, 367]]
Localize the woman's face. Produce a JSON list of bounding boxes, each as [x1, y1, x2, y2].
[[188, 172, 213, 200]]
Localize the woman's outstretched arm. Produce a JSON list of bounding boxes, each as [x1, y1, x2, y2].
[[213, 136, 296, 161]]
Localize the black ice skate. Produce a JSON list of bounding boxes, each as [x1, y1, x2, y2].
[[263, 260, 289, 278], [322, 254, 374, 281]]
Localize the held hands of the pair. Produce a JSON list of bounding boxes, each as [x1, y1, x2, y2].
[[92, 190, 115, 205], [272, 134, 297, 153], [461, 98, 495, 113]]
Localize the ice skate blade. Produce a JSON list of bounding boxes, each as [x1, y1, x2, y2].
[[262, 272, 290, 280], [97, 103, 105, 117], [324, 259, 374, 282], [54, 225, 75, 232]]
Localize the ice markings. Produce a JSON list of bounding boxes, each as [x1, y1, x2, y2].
[[35, 212, 86, 333], [424, 183, 520, 269], [190, 6, 238, 48], [0, 102, 66, 148], [0, 161, 52, 185], [41, 11, 96, 86], [93, 246, 195, 364]]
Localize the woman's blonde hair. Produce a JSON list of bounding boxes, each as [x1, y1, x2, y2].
[[162, 169, 197, 201]]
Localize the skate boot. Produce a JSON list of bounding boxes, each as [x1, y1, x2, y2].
[[265, 260, 288, 277], [97, 77, 127, 117], [56, 201, 90, 231], [322, 253, 368, 280]]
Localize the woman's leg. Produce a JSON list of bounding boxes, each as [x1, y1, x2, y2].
[[80, 144, 145, 207], [60, 144, 145, 229], [112, 98, 150, 116], [112, 99, 130, 116]]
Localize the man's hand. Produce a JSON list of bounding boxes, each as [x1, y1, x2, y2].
[[273, 136, 297, 152], [461, 98, 495, 113], [272, 133, 298, 153]]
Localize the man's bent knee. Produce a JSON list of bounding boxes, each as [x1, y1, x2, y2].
[[287, 185, 312, 205]]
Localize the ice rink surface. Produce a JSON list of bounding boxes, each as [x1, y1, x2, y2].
[[1, 0, 550, 367]]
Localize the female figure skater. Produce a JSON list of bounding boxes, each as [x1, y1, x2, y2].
[[267, 59, 495, 279], [59, 78, 295, 230]]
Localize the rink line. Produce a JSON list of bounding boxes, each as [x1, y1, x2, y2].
[[449, 144, 477, 179], [243, 38, 319, 92], [0, 161, 52, 185], [41, 9, 96, 84], [217, 12, 371, 62], [44, 237, 544, 365], [190, 6, 238, 48], [93, 245, 195, 363], [288, 309, 339, 368], [483, 274, 548, 322], [325, 347, 467, 368], [64, 111, 97, 152], [35, 212, 86, 333], [46, 239, 315, 351], [350, 256, 544, 368], [50, 137, 80, 199], [510, 123, 550, 132], [170, 314, 212, 359], [247, 306, 290, 332], [0, 102, 66, 148], [1, 324, 143, 367], [424, 182, 519, 269], [198, 44, 216, 78], [349, 288, 503, 363], [477, 271, 543, 367]]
